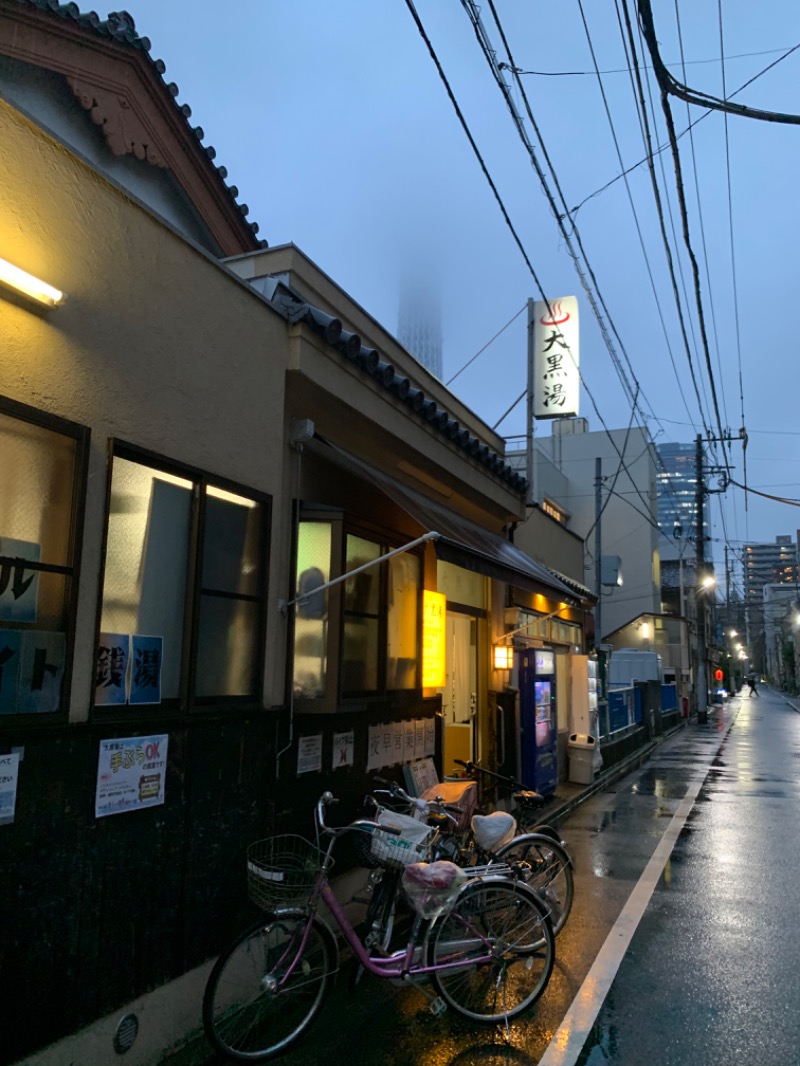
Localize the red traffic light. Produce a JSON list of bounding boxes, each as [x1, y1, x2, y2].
[[715, 669, 724, 681]]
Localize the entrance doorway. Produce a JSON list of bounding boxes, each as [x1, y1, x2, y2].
[[440, 613, 477, 776]]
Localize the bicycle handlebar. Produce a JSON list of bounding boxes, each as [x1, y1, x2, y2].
[[453, 759, 526, 792], [315, 791, 401, 837], [370, 777, 462, 824]]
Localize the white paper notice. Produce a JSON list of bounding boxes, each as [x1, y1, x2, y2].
[[297, 735, 322, 775]]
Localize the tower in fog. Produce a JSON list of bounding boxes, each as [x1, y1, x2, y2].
[[397, 276, 443, 379]]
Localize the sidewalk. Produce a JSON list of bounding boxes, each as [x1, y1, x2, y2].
[[546, 703, 733, 827]]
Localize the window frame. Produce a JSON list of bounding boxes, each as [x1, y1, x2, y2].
[[94, 440, 270, 719], [291, 508, 423, 710], [0, 394, 89, 728]]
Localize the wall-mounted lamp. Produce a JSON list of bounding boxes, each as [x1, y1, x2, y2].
[[0, 256, 65, 307], [640, 622, 650, 640], [493, 644, 514, 670]]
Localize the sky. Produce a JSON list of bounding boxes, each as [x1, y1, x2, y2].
[[119, 0, 800, 582]]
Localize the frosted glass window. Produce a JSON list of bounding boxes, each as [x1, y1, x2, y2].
[[99, 452, 267, 710], [387, 552, 419, 689], [0, 403, 86, 719], [293, 522, 332, 700], [100, 460, 191, 701]]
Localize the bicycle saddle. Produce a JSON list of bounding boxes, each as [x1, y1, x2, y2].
[[513, 790, 545, 809]]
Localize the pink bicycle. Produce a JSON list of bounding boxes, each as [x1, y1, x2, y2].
[[203, 790, 555, 1061]]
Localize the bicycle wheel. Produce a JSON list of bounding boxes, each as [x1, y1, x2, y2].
[[426, 878, 554, 1023], [203, 911, 337, 1062], [496, 834, 574, 936]]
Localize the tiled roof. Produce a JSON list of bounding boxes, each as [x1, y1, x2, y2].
[[260, 277, 529, 496], [7, 1, 264, 246]]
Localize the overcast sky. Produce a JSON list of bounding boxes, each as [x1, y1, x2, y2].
[[121, 0, 800, 583]]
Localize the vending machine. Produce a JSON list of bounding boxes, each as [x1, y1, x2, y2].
[[519, 647, 558, 795]]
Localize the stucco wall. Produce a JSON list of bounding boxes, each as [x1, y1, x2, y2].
[[0, 98, 289, 713]]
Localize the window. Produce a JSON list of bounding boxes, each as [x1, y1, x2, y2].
[[97, 446, 268, 711], [0, 398, 88, 719], [292, 517, 421, 704], [542, 497, 568, 525]]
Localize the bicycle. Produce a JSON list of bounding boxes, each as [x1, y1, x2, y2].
[[203, 790, 555, 1061], [439, 761, 575, 936], [357, 775, 573, 944]]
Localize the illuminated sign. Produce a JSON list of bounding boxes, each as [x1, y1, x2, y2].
[[533, 296, 580, 419], [422, 590, 446, 688], [535, 650, 555, 673]]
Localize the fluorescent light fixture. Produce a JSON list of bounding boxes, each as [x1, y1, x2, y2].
[[493, 644, 514, 670], [0, 256, 65, 307]]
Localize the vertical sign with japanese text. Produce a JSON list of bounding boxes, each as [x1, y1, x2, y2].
[[422, 590, 446, 688], [533, 296, 580, 419]]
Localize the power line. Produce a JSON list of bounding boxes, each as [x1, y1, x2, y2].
[[460, 0, 682, 527], [511, 45, 793, 77], [628, 0, 729, 471], [446, 304, 525, 386], [569, 41, 800, 217], [637, 0, 800, 124]]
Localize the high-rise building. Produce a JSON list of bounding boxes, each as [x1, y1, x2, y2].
[[655, 442, 710, 562]]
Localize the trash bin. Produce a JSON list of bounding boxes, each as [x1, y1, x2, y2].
[[568, 733, 597, 785]]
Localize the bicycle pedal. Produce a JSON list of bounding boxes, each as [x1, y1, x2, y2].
[[429, 997, 448, 1016]]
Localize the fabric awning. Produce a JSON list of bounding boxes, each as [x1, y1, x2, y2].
[[316, 439, 583, 604]]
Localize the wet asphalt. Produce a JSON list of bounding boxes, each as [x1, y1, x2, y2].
[[183, 687, 800, 1066]]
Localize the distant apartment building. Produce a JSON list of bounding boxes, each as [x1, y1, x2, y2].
[[744, 534, 799, 671]]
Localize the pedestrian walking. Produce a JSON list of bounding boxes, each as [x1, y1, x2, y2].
[[747, 674, 759, 697]]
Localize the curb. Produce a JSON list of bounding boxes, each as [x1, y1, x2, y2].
[[545, 718, 693, 827]]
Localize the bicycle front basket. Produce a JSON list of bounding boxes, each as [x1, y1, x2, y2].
[[370, 810, 435, 869], [246, 834, 326, 909]]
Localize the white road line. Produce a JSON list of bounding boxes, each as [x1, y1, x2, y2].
[[538, 718, 736, 1066]]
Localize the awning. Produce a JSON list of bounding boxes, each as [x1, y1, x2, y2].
[[314, 439, 582, 604]]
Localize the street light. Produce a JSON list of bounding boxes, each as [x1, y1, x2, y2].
[[696, 573, 716, 724]]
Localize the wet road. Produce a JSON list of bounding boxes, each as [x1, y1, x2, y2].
[[190, 688, 800, 1066]]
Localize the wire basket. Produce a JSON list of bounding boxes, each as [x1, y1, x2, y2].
[[246, 835, 326, 909]]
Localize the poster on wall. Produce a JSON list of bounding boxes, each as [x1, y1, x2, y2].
[[17, 631, 65, 714], [0, 630, 21, 715], [424, 717, 436, 757], [367, 723, 382, 771], [0, 752, 20, 825], [129, 635, 163, 705], [0, 630, 65, 714], [0, 538, 40, 623], [297, 734, 322, 775], [332, 731, 354, 769], [94, 634, 129, 706], [95, 734, 168, 818]]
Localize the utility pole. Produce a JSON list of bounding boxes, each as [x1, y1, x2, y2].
[[526, 298, 535, 508], [695, 434, 708, 724], [595, 457, 602, 647]]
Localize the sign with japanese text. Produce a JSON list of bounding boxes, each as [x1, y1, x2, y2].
[[129, 635, 163, 705], [422, 590, 446, 688], [332, 730, 354, 769], [533, 296, 580, 419], [0, 538, 40, 623], [95, 734, 168, 818], [0, 752, 20, 825], [94, 634, 129, 706], [297, 734, 322, 775], [0, 630, 65, 715]]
